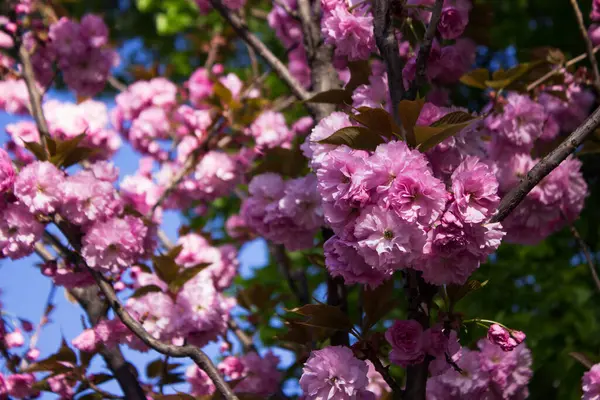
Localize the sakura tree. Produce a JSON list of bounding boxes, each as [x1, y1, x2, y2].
[[1, 0, 600, 398]]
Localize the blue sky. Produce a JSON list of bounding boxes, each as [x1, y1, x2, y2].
[[0, 88, 295, 397]]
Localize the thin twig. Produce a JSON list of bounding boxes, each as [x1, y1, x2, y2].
[[204, 27, 224, 69], [373, 0, 408, 141], [408, 0, 443, 102], [569, 224, 600, 292], [271, 244, 309, 305], [86, 379, 124, 399], [87, 267, 239, 399], [228, 320, 257, 353], [107, 76, 128, 92], [25, 285, 56, 357], [491, 104, 600, 223], [569, 0, 600, 93], [209, 0, 310, 101], [18, 44, 51, 159], [273, 0, 299, 18], [527, 45, 600, 91]]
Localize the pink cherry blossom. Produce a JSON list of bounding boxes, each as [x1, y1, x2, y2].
[[14, 161, 65, 214], [0, 202, 44, 259], [385, 320, 426, 366]]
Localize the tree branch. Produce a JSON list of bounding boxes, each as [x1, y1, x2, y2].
[[569, 0, 600, 94], [491, 104, 600, 223], [569, 224, 600, 292], [271, 244, 309, 305], [407, 0, 443, 101], [373, 0, 408, 141], [18, 44, 51, 159], [87, 268, 239, 400], [208, 0, 310, 101]]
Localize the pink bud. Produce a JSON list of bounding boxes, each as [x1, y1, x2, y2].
[[212, 64, 224, 75], [114, 281, 126, 291], [4, 330, 24, 348], [26, 348, 40, 361], [511, 330, 526, 344], [488, 324, 520, 352]]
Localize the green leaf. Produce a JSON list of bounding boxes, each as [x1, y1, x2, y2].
[[152, 249, 182, 284], [23, 140, 48, 161], [351, 107, 401, 137], [484, 61, 544, 90], [317, 126, 385, 151], [304, 89, 353, 105], [345, 60, 372, 93], [213, 81, 233, 106], [415, 111, 479, 152], [286, 304, 353, 331], [168, 263, 211, 294], [252, 147, 308, 178], [146, 358, 164, 378], [362, 279, 396, 332], [78, 394, 104, 400], [398, 97, 426, 137], [131, 284, 165, 299], [447, 279, 489, 304], [460, 68, 490, 89]]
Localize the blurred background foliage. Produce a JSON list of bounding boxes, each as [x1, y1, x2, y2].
[[52, 0, 600, 398]]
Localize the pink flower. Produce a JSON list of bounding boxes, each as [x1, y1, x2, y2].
[[279, 174, 323, 230], [72, 328, 98, 352], [306, 111, 353, 168], [317, 146, 370, 208], [47, 374, 75, 399], [0, 79, 29, 115], [324, 235, 391, 288], [4, 329, 24, 348], [487, 324, 518, 352], [438, 2, 470, 40], [0, 148, 15, 193], [218, 356, 247, 379], [192, 151, 239, 200], [81, 216, 148, 273], [186, 68, 213, 105], [450, 156, 500, 223], [247, 111, 293, 149], [25, 348, 40, 361], [300, 346, 371, 399], [186, 365, 215, 396], [365, 360, 390, 397], [0, 202, 44, 259], [354, 205, 427, 271], [427, 349, 490, 398], [321, 5, 376, 60], [6, 374, 35, 399], [583, 364, 600, 400], [385, 320, 425, 366], [478, 339, 532, 398], [423, 325, 449, 357], [80, 14, 109, 47], [61, 170, 122, 226], [14, 161, 65, 214]]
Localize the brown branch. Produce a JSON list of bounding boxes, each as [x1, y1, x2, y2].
[[373, 0, 408, 141], [569, 0, 600, 94], [408, 0, 443, 102], [87, 268, 239, 400], [491, 104, 600, 223], [527, 45, 600, 91], [208, 0, 310, 101], [569, 224, 600, 292], [18, 44, 51, 159], [296, 0, 340, 120], [107, 76, 128, 92], [271, 244, 309, 305], [228, 320, 257, 353], [86, 378, 124, 399], [204, 26, 224, 69]]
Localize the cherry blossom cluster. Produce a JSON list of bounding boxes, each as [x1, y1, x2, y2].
[[427, 339, 532, 399], [5, 99, 121, 162], [299, 346, 390, 399], [307, 112, 504, 286], [482, 91, 589, 244], [187, 351, 281, 397], [589, 0, 600, 46], [0, 11, 118, 98], [583, 363, 600, 400], [241, 173, 324, 251], [73, 232, 239, 351]]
